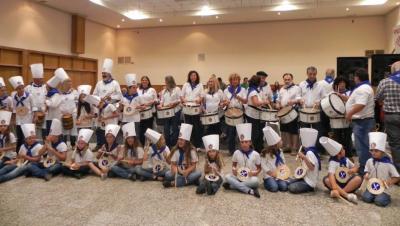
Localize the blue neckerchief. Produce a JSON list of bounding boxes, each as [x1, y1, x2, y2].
[[0, 135, 5, 148], [51, 140, 64, 149], [272, 92, 278, 103], [105, 142, 118, 153], [103, 78, 114, 85], [329, 156, 347, 167], [350, 81, 370, 95], [14, 92, 29, 107], [325, 76, 334, 84], [285, 84, 294, 90], [0, 95, 8, 107], [141, 87, 149, 94], [304, 146, 321, 170], [62, 89, 72, 95], [124, 93, 138, 103], [178, 149, 185, 166], [46, 88, 59, 98], [306, 79, 316, 89], [228, 85, 242, 100], [247, 86, 259, 99], [190, 83, 197, 91], [151, 144, 166, 160], [389, 71, 400, 84], [274, 151, 284, 167], [259, 82, 268, 90], [23, 142, 39, 157], [373, 156, 393, 165], [240, 149, 253, 159], [31, 82, 42, 88]]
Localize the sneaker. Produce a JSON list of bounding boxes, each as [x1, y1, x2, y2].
[[330, 190, 340, 198], [347, 193, 358, 204], [253, 189, 260, 198], [163, 181, 172, 188], [196, 148, 201, 152], [206, 181, 213, 195], [223, 182, 231, 190], [44, 173, 52, 181], [196, 186, 206, 194], [100, 173, 107, 181], [130, 174, 137, 181]]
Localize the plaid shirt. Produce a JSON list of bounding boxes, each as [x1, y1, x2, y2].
[[375, 78, 400, 113]]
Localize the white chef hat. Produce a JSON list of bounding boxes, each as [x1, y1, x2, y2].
[[49, 119, 62, 136], [0, 111, 12, 126], [84, 95, 101, 107], [102, 58, 113, 74], [202, 134, 219, 152], [179, 123, 193, 141], [263, 126, 281, 146], [319, 136, 342, 156], [30, 63, 44, 79], [125, 73, 137, 87], [77, 85, 92, 95], [78, 129, 94, 143], [122, 122, 136, 138], [145, 128, 162, 143], [8, 76, 24, 89], [369, 132, 387, 153], [236, 123, 252, 141], [21, 123, 36, 138], [300, 128, 318, 148], [105, 124, 120, 137]]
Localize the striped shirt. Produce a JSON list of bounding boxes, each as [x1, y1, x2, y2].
[[375, 78, 400, 113]]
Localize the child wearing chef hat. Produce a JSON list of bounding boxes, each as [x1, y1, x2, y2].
[[0, 77, 13, 111], [361, 132, 400, 207]]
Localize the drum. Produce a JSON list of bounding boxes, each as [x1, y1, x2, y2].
[[98, 156, 114, 170], [36, 111, 45, 126], [294, 166, 307, 179], [330, 117, 350, 129], [205, 173, 220, 182], [245, 105, 260, 120], [299, 108, 320, 124], [62, 114, 73, 130], [43, 156, 56, 168], [335, 167, 350, 183], [153, 161, 165, 173], [276, 165, 291, 180], [123, 105, 135, 116], [200, 112, 220, 125], [224, 108, 243, 126], [237, 167, 250, 182], [276, 106, 298, 124], [182, 102, 201, 116], [157, 106, 175, 119], [260, 107, 278, 122], [367, 178, 386, 195], [140, 107, 153, 120], [320, 93, 346, 118], [15, 106, 28, 117]]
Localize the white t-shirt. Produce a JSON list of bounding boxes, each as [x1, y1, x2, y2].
[[19, 143, 43, 159], [147, 145, 171, 168], [278, 85, 301, 107], [181, 82, 203, 102], [365, 158, 400, 194], [261, 151, 286, 179], [99, 104, 118, 129], [41, 141, 67, 162], [45, 93, 62, 121], [72, 149, 94, 163], [0, 132, 17, 159], [171, 149, 198, 170], [303, 151, 319, 188], [232, 150, 261, 171], [12, 92, 34, 125], [299, 80, 324, 108], [160, 87, 181, 113], [121, 146, 144, 160], [60, 89, 78, 115], [202, 89, 226, 113], [25, 83, 47, 112], [245, 89, 261, 119], [224, 85, 247, 109], [259, 83, 273, 102], [121, 95, 142, 123], [138, 87, 157, 112], [345, 84, 375, 119], [328, 158, 355, 174], [93, 80, 122, 101], [318, 79, 334, 98]]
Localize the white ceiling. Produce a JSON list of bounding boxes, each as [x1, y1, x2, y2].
[[34, 0, 400, 28]]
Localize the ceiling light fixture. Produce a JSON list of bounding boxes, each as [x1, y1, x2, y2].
[[121, 18, 125, 22], [196, 5, 218, 16], [123, 10, 149, 20], [159, 18, 163, 22], [360, 0, 387, 5], [117, 25, 120, 28], [89, 0, 104, 6], [273, 0, 298, 11], [397, 2, 400, 5], [346, 7, 350, 11], [193, 21, 196, 24], [278, 12, 281, 15], [215, 15, 219, 19]]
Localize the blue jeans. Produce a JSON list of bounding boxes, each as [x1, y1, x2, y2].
[[225, 174, 259, 194], [362, 190, 391, 207], [163, 111, 181, 147], [288, 179, 314, 194], [227, 125, 237, 155], [0, 164, 17, 176], [352, 118, 375, 174], [263, 177, 288, 192], [26, 162, 61, 178], [0, 165, 27, 183], [110, 164, 140, 179], [136, 167, 168, 180], [164, 170, 201, 187]]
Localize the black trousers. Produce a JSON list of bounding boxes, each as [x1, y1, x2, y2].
[[332, 127, 353, 157], [16, 125, 24, 153], [184, 114, 203, 148], [246, 116, 263, 152], [139, 117, 154, 145], [62, 165, 90, 179]]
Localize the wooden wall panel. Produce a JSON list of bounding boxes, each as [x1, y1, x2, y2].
[[59, 57, 72, 70], [0, 49, 22, 65], [44, 55, 59, 69]]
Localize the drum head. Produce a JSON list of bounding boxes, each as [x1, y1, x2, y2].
[[329, 93, 346, 115], [124, 105, 135, 116], [205, 174, 220, 182], [277, 106, 292, 117], [43, 157, 56, 168], [276, 165, 291, 180], [294, 166, 307, 179], [367, 178, 385, 195], [16, 107, 28, 116], [153, 163, 164, 173], [225, 108, 243, 118], [237, 167, 250, 181], [334, 167, 350, 183], [185, 102, 199, 107], [300, 108, 320, 114], [99, 157, 110, 169]]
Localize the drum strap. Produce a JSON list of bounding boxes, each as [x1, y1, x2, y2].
[[151, 145, 166, 160], [329, 156, 347, 167], [389, 71, 400, 84], [274, 152, 284, 167], [23, 142, 39, 157], [0, 135, 6, 148], [14, 92, 29, 107], [304, 147, 321, 170]]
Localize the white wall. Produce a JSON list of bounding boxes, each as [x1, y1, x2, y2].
[[0, 0, 116, 79], [116, 16, 386, 85]]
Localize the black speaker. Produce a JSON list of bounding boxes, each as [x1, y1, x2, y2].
[[371, 54, 400, 86], [337, 57, 368, 88]]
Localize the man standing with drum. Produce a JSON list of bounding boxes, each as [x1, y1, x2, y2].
[[276, 73, 301, 156], [375, 61, 400, 174], [345, 68, 375, 175]]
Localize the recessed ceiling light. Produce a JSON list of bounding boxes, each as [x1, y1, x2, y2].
[[196, 5, 218, 16], [117, 25, 120, 28], [159, 18, 163, 22], [397, 2, 400, 5], [277, 12, 281, 15], [215, 15, 219, 19], [121, 18, 125, 22], [273, 0, 298, 11], [123, 10, 149, 20], [360, 0, 387, 5], [193, 21, 196, 24], [346, 7, 350, 11], [89, 0, 104, 6]]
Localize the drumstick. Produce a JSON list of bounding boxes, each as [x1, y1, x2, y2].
[[267, 103, 272, 109], [338, 195, 354, 206], [295, 146, 303, 161]]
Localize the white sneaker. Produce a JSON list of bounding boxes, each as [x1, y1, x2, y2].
[[347, 193, 358, 203]]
